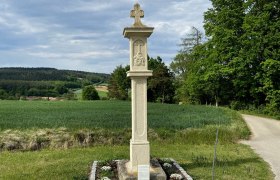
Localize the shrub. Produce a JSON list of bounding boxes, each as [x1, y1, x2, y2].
[[82, 85, 100, 100], [229, 101, 247, 110]]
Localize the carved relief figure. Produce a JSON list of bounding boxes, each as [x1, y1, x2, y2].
[[133, 40, 145, 66]]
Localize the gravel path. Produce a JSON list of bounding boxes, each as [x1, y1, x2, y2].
[[241, 114, 280, 180]]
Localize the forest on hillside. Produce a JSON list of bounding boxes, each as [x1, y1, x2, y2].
[[0, 67, 109, 100]]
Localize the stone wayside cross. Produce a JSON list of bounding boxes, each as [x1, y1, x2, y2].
[[123, 2, 154, 174], [130, 3, 145, 27]]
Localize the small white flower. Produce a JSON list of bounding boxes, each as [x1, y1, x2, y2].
[[101, 177, 111, 180], [170, 173, 183, 180], [163, 162, 172, 168], [101, 166, 112, 171]]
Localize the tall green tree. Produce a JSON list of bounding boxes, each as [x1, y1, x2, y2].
[[177, 0, 245, 105], [201, 0, 245, 106], [108, 65, 130, 100], [170, 27, 203, 102], [233, 0, 280, 111], [260, 59, 280, 114], [108, 57, 175, 103], [148, 56, 175, 103], [177, 0, 280, 114], [170, 27, 203, 78]]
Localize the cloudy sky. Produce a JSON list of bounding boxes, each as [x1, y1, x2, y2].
[[0, 0, 212, 73]]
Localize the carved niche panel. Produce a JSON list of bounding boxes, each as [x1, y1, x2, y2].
[[133, 40, 145, 66]]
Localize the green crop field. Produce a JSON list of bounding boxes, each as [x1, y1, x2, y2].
[[0, 100, 232, 130], [0, 100, 274, 179]]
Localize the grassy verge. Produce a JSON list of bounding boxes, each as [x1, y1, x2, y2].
[[0, 144, 274, 180], [240, 110, 280, 120]]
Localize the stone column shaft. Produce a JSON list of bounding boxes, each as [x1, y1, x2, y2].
[[123, 3, 154, 173], [131, 77, 147, 141], [130, 77, 149, 168], [127, 71, 152, 171]]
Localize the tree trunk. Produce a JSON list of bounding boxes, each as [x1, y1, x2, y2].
[[215, 95, 218, 107]]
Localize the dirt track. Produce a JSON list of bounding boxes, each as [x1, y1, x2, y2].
[[241, 114, 280, 180]]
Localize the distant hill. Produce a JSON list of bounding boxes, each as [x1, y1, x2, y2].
[[0, 67, 110, 100], [0, 67, 109, 82]]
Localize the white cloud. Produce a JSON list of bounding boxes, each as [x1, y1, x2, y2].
[[27, 50, 126, 60], [0, 12, 46, 34], [149, 20, 192, 36], [62, 1, 112, 13]]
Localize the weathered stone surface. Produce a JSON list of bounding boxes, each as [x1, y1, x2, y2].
[[130, 3, 145, 27], [89, 161, 98, 180], [123, 2, 154, 171], [117, 159, 166, 180], [170, 158, 193, 180], [88, 159, 193, 180]]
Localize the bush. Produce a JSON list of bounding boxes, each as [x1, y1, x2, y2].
[[82, 85, 100, 100], [0, 89, 8, 99], [229, 101, 247, 110]]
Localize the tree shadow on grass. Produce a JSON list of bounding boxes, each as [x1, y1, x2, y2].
[[179, 157, 265, 179]]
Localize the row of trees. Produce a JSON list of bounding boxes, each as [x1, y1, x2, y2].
[[0, 68, 109, 100], [0, 81, 69, 99], [171, 0, 279, 116], [0, 82, 101, 101], [108, 56, 175, 103]]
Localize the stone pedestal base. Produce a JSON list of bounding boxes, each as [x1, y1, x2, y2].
[[130, 141, 150, 172], [117, 159, 166, 180]]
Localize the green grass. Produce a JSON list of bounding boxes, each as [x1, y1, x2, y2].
[[0, 144, 274, 180], [97, 90, 107, 98], [240, 110, 280, 120]]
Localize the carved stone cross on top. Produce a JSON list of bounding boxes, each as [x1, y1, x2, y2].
[[130, 3, 145, 27]]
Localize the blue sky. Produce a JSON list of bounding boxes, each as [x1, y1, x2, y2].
[[0, 0, 211, 73]]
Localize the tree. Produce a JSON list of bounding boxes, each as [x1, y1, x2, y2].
[[82, 85, 100, 100], [260, 59, 280, 114], [202, 0, 245, 105], [180, 26, 203, 54], [108, 65, 130, 100], [0, 89, 8, 99], [175, 0, 244, 106], [232, 0, 280, 108], [171, 27, 203, 78], [170, 27, 204, 103], [170, 53, 191, 78], [108, 57, 175, 103], [148, 56, 175, 103], [175, 0, 280, 114], [55, 83, 68, 94]]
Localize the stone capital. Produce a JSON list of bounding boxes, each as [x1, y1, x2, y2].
[[127, 70, 153, 78], [123, 27, 154, 38]]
